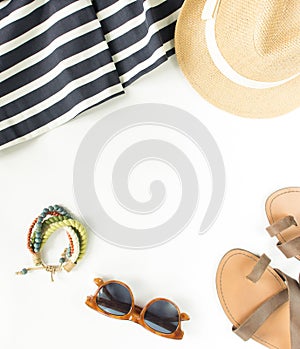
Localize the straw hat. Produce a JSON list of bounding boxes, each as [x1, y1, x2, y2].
[[175, 0, 300, 118]]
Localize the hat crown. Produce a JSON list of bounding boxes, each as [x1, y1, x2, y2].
[[175, 0, 300, 118], [213, 0, 300, 81], [255, 0, 300, 55]]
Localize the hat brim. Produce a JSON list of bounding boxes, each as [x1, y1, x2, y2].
[[175, 0, 300, 118]]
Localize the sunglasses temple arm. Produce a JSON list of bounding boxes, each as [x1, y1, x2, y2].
[[180, 313, 190, 321], [94, 278, 105, 286]]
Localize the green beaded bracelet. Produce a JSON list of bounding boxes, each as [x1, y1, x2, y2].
[[16, 205, 88, 281]]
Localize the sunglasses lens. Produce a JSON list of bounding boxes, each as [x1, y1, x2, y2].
[[144, 300, 179, 334], [96, 282, 132, 316]]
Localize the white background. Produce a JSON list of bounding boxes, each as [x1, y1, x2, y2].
[[1, 55, 300, 349]]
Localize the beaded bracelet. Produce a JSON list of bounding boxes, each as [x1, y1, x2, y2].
[[16, 205, 88, 281]]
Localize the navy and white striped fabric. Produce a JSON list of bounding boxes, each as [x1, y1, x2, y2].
[[0, 0, 183, 150]]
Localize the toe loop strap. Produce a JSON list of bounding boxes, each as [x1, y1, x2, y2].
[[246, 254, 271, 283], [266, 216, 297, 237]]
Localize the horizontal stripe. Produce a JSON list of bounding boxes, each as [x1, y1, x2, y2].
[[0, 87, 124, 150], [0, 0, 182, 150], [94, 0, 120, 8], [98, 0, 175, 35], [2, 72, 123, 142], [115, 28, 175, 76], [1, 19, 100, 81], [1, 41, 108, 106], [97, 2, 145, 34], [0, 0, 32, 18], [0, 0, 50, 30], [123, 55, 167, 88], [111, 10, 179, 63], [3, 48, 115, 117], [1, 28, 106, 96], [94, 0, 136, 19], [0, 62, 118, 131], [1, 0, 91, 53], [0, 0, 12, 11], [155, 20, 178, 46], [2, 70, 122, 138], [0, 0, 75, 44], [107, 18, 150, 54], [1, 6, 98, 70], [120, 39, 173, 84], [118, 44, 175, 88], [101, 4, 178, 54], [104, 6, 151, 42]]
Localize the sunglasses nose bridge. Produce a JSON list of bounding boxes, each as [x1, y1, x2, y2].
[[129, 305, 143, 323]]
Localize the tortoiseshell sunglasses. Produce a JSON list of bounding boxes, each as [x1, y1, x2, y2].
[[85, 278, 190, 339]]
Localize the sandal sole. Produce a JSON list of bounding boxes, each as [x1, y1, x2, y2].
[[216, 249, 290, 348]]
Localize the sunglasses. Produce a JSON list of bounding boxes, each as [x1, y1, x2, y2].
[[85, 278, 190, 339]]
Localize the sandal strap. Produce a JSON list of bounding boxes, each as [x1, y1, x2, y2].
[[233, 289, 288, 341], [275, 270, 300, 349], [278, 236, 300, 258], [246, 254, 271, 283], [266, 216, 297, 237], [234, 268, 300, 349]]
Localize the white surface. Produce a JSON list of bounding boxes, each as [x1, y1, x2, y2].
[[1, 55, 300, 349]]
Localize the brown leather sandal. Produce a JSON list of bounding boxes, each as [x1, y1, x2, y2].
[[265, 187, 300, 260], [216, 249, 300, 348]]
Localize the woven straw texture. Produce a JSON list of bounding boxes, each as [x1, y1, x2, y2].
[[175, 0, 300, 118]]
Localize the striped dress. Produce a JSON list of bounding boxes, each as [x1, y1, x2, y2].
[[0, 0, 183, 150]]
